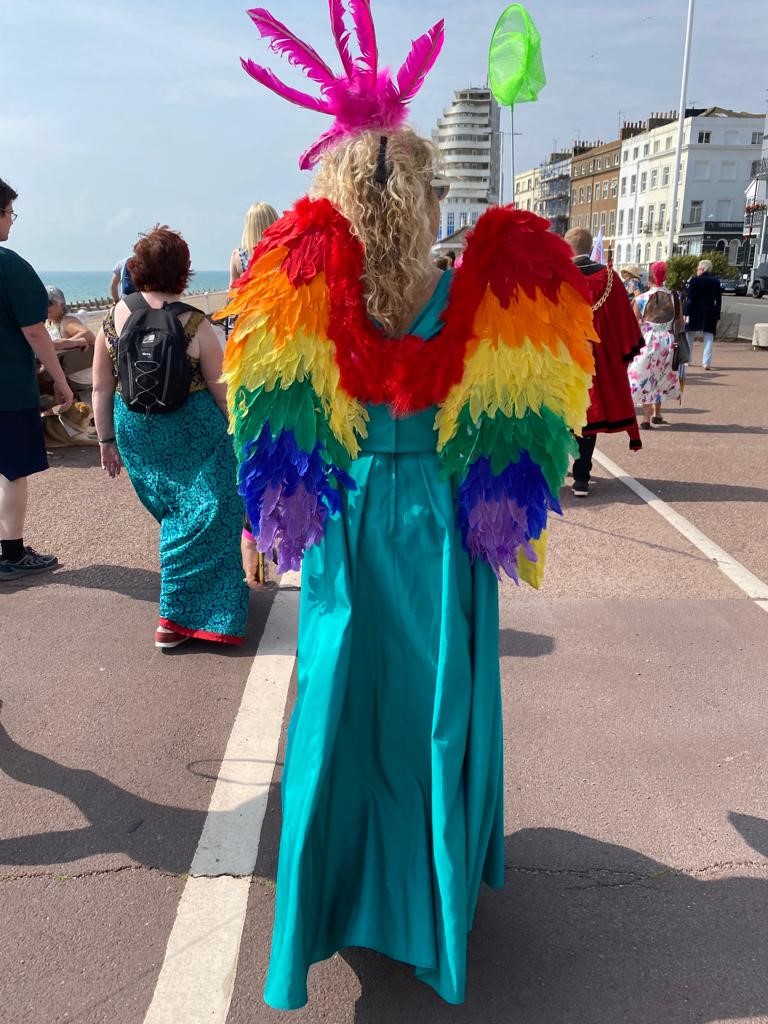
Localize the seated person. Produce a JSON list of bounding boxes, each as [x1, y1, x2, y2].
[[45, 286, 95, 400]]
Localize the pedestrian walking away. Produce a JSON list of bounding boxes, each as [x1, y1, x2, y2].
[[219, 2, 595, 1011], [628, 261, 682, 429], [0, 176, 74, 581], [92, 225, 249, 648], [685, 258, 722, 369], [565, 227, 642, 498]]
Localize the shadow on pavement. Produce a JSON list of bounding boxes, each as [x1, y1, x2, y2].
[[4, 706, 768, 1022], [45, 447, 101, 470], [621, 478, 768, 504], [345, 821, 768, 1024], [0, 563, 161, 600], [499, 630, 554, 658], [658, 422, 768, 435]]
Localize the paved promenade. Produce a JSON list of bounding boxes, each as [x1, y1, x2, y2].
[[2, 344, 768, 1024]]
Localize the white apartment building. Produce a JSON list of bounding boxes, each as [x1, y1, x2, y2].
[[513, 166, 542, 214], [615, 108, 765, 271], [744, 112, 768, 267], [433, 87, 501, 241]]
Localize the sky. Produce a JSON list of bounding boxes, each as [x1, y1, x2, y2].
[[1, 0, 765, 270]]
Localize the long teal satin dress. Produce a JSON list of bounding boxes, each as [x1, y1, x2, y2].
[[264, 272, 505, 1008]]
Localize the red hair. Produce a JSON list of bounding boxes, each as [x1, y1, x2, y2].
[[128, 225, 192, 294], [649, 261, 667, 287]]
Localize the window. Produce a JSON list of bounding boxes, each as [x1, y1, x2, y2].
[[752, 132, 764, 145], [609, 210, 616, 235], [579, 187, 584, 203], [635, 244, 641, 263], [630, 174, 636, 193], [656, 242, 663, 261], [689, 200, 702, 224], [659, 202, 666, 229], [592, 213, 598, 233], [470, 212, 479, 225], [643, 143, 649, 156], [728, 239, 740, 265], [648, 204, 656, 231], [618, 210, 624, 235], [596, 158, 602, 170], [615, 153, 620, 166], [616, 244, 622, 263], [650, 169, 658, 189], [528, 177, 532, 189], [572, 189, 577, 206], [586, 185, 592, 201], [611, 178, 618, 198], [662, 166, 670, 186], [632, 146, 639, 159], [600, 211, 606, 230], [602, 181, 609, 199], [645, 242, 651, 262], [640, 171, 647, 192], [627, 209, 634, 233], [459, 211, 468, 228], [653, 140, 660, 154], [697, 131, 711, 144], [620, 176, 627, 197], [623, 150, 629, 162], [446, 212, 455, 234], [719, 161, 736, 181], [637, 206, 644, 231], [666, 136, 672, 150], [589, 160, 594, 173]]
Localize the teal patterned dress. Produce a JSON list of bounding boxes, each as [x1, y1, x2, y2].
[[105, 310, 249, 643], [264, 273, 505, 1008]]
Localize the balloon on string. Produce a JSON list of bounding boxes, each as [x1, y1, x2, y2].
[[488, 4, 546, 107]]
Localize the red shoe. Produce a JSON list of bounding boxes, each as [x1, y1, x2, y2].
[[155, 624, 189, 649]]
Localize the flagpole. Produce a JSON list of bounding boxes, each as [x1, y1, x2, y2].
[[510, 106, 516, 206], [668, 0, 695, 258]]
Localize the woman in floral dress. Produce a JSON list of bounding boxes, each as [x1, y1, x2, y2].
[[627, 261, 681, 429]]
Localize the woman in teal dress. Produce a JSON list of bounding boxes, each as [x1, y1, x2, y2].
[[92, 226, 248, 649], [263, 264, 505, 1007]]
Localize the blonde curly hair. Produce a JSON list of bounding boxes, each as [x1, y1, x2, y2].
[[312, 128, 438, 336]]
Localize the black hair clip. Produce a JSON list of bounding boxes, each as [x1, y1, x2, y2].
[[374, 135, 389, 186]]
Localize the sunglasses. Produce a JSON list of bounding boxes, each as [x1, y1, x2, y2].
[[431, 179, 450, 201]]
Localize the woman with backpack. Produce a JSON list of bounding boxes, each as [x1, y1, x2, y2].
[[627, 260, 682, 429], [92, 225, 248, 648], [228, 202, 279, 285]]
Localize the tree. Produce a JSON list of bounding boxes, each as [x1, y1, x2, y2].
[[666, 250, 730, 290]]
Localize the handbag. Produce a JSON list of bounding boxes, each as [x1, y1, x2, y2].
[[671, 291, 691, 370]]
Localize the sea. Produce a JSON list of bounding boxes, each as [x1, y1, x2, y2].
[[38, 270, 231, 305]]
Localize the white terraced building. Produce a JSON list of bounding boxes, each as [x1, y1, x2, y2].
[[615, 107, 765, 272], [433, 87, 501, 242]]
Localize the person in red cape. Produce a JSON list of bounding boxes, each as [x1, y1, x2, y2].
[[565, 227, 643, 497]]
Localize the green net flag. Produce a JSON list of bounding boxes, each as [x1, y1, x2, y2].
[[488, 4, 546, 106]]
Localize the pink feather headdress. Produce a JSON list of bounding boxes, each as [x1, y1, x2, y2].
[[241, 2, 445, 169]]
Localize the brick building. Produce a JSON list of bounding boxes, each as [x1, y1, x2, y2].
[[570, 125, 644, 261]]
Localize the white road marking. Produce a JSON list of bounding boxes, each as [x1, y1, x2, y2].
[[593, 450, 768, 603], [143, 576, 299, 1024]]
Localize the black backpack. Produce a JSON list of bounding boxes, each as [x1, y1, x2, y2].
[[116, 294, 198, 414]]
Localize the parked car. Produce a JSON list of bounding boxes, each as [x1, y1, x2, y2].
[[719, 276, 740, 293], [750, 263, 768, 298], [734, 273, 749, 296]]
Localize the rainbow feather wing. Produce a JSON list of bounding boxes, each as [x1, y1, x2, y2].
[[436, 208, 596, 584], [218, 200, 367, 572]]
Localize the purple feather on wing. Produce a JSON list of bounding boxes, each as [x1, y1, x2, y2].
[[395, 21, 444, 102], [247, 7, 336, 88]]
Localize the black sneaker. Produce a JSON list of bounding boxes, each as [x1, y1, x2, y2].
[[0, 548, 58, 580], [572, 480, 590, 497]]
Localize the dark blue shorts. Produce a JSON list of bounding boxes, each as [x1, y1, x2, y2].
[[0, 408, 49, 481]]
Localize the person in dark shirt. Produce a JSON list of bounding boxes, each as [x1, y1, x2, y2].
[[0, 177, 73, 580], [685, 258, 722, 369]]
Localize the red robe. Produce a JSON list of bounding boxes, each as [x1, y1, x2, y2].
[[578, 262, 643, 450]]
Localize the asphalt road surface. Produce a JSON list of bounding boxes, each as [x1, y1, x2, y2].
[[2, 343, 768, 1024], [723, 294, 767, 340]]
